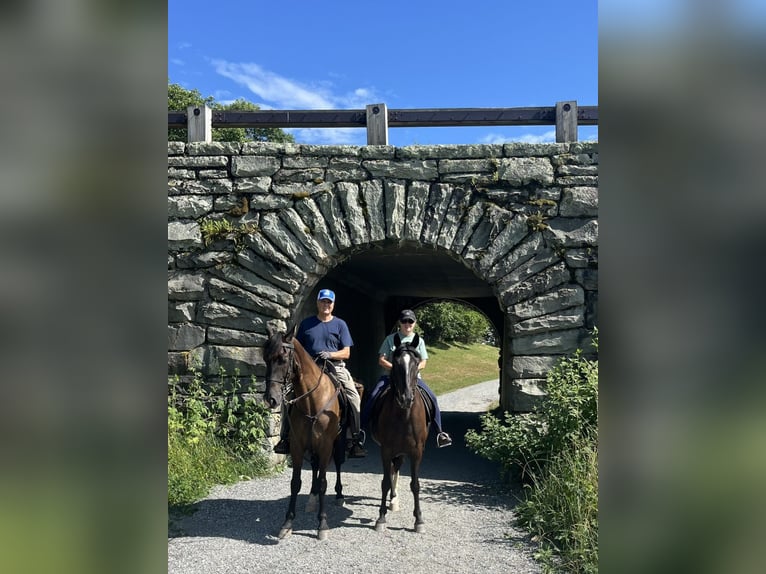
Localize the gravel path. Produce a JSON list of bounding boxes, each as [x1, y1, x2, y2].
[[168, 380, 542, 574]]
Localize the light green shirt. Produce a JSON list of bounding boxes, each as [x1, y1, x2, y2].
[[378, 332, 428, 363]]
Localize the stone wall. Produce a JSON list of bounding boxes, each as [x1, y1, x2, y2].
[[168, 140, 598, 414]]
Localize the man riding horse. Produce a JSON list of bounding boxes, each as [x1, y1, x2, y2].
[[273, 289, 367, 458]]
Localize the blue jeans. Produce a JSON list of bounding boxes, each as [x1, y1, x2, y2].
[[361, 375, 444, 433]]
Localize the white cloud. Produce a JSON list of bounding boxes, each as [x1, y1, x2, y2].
[[518, 130, 557, 144], [170, 58, 184, 66], [478, 130, 557, 144], [211, 59, 379, 111], [212, 60, 331, 109], [288, 127, 367, 146]]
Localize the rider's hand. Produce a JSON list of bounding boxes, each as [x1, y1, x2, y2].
[[317, 351, 332, 360]]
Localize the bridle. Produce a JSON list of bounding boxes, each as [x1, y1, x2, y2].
[[391, 344, 420, 409], [267, 340, 339, 413], [266, 341, 296, 399]]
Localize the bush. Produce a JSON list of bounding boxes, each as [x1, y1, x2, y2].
[[416, 301, 494, 345], [465, 328, 598, 573], [168, 368, 273, 507], [466, 332, 598, 480]]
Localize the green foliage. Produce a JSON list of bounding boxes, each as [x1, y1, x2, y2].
[[466, 331, 598, 479], [416, 301, 494, 345], [465, 328, 598, 573], [168, 368, 272, 507], [168, 80, 295, 144]]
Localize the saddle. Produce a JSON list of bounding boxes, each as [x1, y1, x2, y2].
[[375, 385, 434, 426], [314, 358, 363, 430]]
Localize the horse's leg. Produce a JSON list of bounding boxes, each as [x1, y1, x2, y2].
[[316, 462, 330, 541], [389, 455, 404, 512], [278, 452, 302, 539], [375, 450, 392, 532], [410, 449, 425, 533], [306, 453, 319, 513], [333, 433, 345, 506]]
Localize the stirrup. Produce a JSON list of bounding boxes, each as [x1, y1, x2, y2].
[[437, 432, 452, 448]]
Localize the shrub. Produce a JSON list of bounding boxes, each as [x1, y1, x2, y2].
[[168, 368, 273, 507], [416, 301, 494, 345], [465, 328, 598, 573], [466, 330, 598, 480]]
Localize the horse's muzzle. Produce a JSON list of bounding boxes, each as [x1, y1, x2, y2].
[[263, 388, 281, 410]]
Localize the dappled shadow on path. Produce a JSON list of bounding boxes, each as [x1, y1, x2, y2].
[[168, 408, 524, 544], [169, 495, 361, 544]]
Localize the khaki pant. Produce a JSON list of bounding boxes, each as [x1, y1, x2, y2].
[[333, 362, 361, 411]]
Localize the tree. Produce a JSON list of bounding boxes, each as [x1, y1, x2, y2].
[[168, 81, 294, 144], [416, 301, 494, 345]]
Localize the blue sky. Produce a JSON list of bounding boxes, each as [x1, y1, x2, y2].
[[168, 0, 598, 146]]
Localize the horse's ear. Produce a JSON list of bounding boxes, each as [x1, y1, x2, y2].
[[412, 334, 420, 348], [285, 324, 297, 341], [394, 333, 401, 348]]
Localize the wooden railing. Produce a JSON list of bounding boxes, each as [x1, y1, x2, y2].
[[168, 101, 598, 145]]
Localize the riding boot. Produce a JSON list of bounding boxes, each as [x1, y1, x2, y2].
[[347, 405, 367, 458], [273, 406, 290, 455]]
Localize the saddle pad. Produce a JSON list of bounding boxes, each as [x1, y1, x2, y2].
[[374, 386, 434, 426]]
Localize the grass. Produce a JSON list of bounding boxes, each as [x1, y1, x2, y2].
[[423, 342, 500, 396]]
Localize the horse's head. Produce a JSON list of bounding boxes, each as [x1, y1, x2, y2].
[[263, 324, 298, 410], [390, 333, 421, 410]]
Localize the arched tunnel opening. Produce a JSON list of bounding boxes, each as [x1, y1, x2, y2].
[[294, 244, 504, 396]]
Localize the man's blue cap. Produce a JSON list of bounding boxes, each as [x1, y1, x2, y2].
[[317, 289, 335, 302]]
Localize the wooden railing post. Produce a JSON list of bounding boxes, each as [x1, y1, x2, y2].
[[555, 100, 578, 143], [187, 104, 212, 143], [366, 103, 389, 145]]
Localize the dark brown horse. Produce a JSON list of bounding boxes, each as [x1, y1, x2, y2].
[[262, 325, 347, 541], [370, 333, 429, 533]]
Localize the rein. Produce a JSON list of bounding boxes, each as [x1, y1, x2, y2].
[[276, 342, 340, 417]]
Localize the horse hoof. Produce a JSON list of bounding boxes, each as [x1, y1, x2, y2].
[[389, 499, 400, 512], [278, 527, 292, 539], [375, 521, 386, 532], [317, 529, 329, 541], [415, 523, 425, 534], [335, 496, 345, 507]]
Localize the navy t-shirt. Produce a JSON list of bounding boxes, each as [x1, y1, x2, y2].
[[296, 316, 354, 357]]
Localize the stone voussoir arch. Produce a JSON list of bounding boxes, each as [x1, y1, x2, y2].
[[168, 140, 598, 416]]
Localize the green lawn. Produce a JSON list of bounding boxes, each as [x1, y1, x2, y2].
[[421, 342, 500, 396]]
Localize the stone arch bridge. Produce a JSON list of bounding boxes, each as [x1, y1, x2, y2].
[[168, 140, 597, 416]]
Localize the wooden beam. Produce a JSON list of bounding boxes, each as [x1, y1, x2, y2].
[[555, 101, 578, 143], [366, 103, 389, 145], [210, 109, 367, 128], [187, 104, 212, 142], [167, 104, 599, 133]]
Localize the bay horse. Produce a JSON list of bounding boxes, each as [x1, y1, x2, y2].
[[262, 325, 347, 541], [370, 333, 429, 533]]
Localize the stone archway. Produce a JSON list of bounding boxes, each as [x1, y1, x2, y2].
[[168, 141, 598, 413]]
